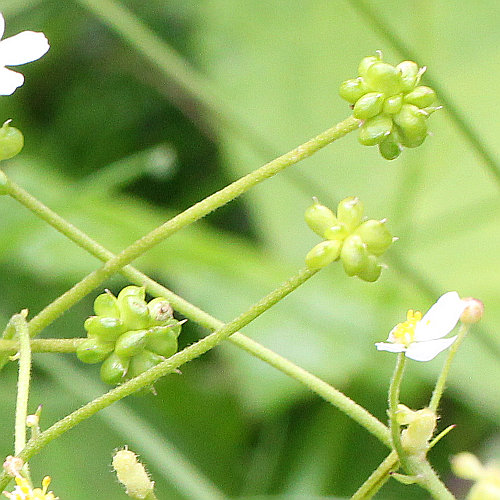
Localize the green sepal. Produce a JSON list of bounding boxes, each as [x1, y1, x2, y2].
[[147, 297, 173, 324], [0, 121, 24, 161], [114, 329, 148, 358], [340, 234, 368, 276], [119, 296, 152, 330], [127, 350, 164, 379], [403, 85, 436, 108], [356, 254, 382, 282], [100, 352, 130, 385], [93, 291, 120, 318], [396, 61, 419, 92], [304, 200, 338, 237], [323, 224, 349, 241], [353, 92, 385, 120], [76, 337, 114, 364], [365, 62, 402, 95], [391, 473, 419, 485], [146, 326, 178, 357], [382, 94, 403, 115], [305, 240, 342, 270], [337, 196, 363, 232], [339, 78, 366, 104], [358, 55, 380, 78], [354, 219, 393, 256], [84, 316, 126, 342], [358, 115, 393, 146], [378, 133, 401, 160]]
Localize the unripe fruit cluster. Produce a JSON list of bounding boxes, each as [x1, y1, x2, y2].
[[77, 286, 183, 385], [304, 197, 393, 282], [339, 52, 439, 160]]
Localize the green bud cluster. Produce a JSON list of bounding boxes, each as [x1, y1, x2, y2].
[[77, 286, 183, 385], [0, 120, 24, 161], [304, 197, 394, 282], [339, 52, 439, 160]]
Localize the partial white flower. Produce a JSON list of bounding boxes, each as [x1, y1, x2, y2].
[[375, 292, 467, 361], [0, 12, 50, 96]]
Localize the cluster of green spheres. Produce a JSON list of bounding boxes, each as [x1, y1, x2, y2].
[[339, 52, 439, 159], [304, 197, 394, 282], [77, 286, 183, 385]]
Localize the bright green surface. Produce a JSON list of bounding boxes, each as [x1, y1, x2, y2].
[[0, 1, 498, 498]]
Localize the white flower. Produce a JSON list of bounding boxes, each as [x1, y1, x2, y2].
[[375, 292, 467, 362], [0, 12, 49, 96]]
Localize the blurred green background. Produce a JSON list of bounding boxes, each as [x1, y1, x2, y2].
[[0, 1, 499, 498]]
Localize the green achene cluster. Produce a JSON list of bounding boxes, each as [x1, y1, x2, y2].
[[77, 286, 183, 385], [339, 52, 439, 160], [304, 196, 394, 282]]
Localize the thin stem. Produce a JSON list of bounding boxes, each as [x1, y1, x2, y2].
[[0, 338, 85, 354], [12, 311, 30, 456], [17, 115, 358, 337], [0, 267, 318, 491], [429, 323, 470, 413], [5, 174, 390, 447], [388, 353, 410, 470], [411, 459, 456, 500], [350, 450, 398, 500]]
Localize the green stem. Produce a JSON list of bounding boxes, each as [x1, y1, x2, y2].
[[5, 174, 390, 447], [12, 311, 30, 456], [350, 450, 398, 499], [388, 353, 409, 470], [0, 338, 85, 354], [13, 115, 358, 337], [411, 459, 456, 500], [428, 323, 470, 413], [0, 267, 318, 491]]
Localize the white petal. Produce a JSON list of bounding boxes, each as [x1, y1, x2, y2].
[[414, 292, 465, 342], [0, 31, 49, 66], [375, 342, 406, 354], [405, 336, 457, 362], [0, 66, 24, 95], [0, 13, 5, 40]]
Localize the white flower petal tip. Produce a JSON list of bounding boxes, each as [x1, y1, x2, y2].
[[375, 292, 464, 362], [0, 13, 49, 95]]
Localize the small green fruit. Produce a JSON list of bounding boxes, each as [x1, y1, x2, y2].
[[383, 94, 403, 115], [353, 92, 385, 120], [337, 196, 364, 232], [379, 133, 401, 160], [358, 115, 393, 146], [340, 234, 368, 276], [120, 296, 152, 330], [397, 61, 419, 92], [0, 121, 24, 161], [76, 338, 114, 364], [403, 86, 436, 108], [93, 291, 120, 318], [100, 352, 130, 385], [114, 329, 148, 358], [84, 316, 126, 342], [304, 200, 338, 238], [354, 219, 393, 256], [365, 62, 402, 95], [339, 78, 366, 104], [127, 350, 164, 379], [358, 55, 380, 78], [357, 255, 383, 282], [323, 224, 349, 241], [305, 240, 342, 270], [147, 297, 173, 324], [146, 326, 178, 357]]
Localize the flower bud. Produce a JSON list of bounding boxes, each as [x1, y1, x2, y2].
[[460, 298, 484, 324], [323, 224, 349, 241], [84, 316, 126, 342], [337, 196, 363, 232], [378, 133, 402, 160], [100, 352, 129, 385], [404, 85, 436, 108], [358, 55, 380, 78], [356, 254, 382, 282], [147, 297, 173, 323], [358, 114, 393, 146], [120, 296, 152, 330], [304, 199, 338, 237], [0, 120, 24, 161], [305, 240, 342, 270], [340, 234, 369, 276], [94, 291, 120, 318], [146, 325, 178, 357], [382, 94, 403, 115], [76, 337, 114, 364], [451, 452, 484, 480], [0, 170, 9, 195], [127, 350, 164, 379], [114, 329, 148, 358], [354, 219, 393, 256], [339, 77, 366, 104], [365, 62, 402, 95], [112, 448, 155, 500], [353, 92, 385, 120], [396, 61, 419, 92]]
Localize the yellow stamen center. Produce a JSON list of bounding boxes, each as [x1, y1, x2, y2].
[[391, 310, 422, 346]]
